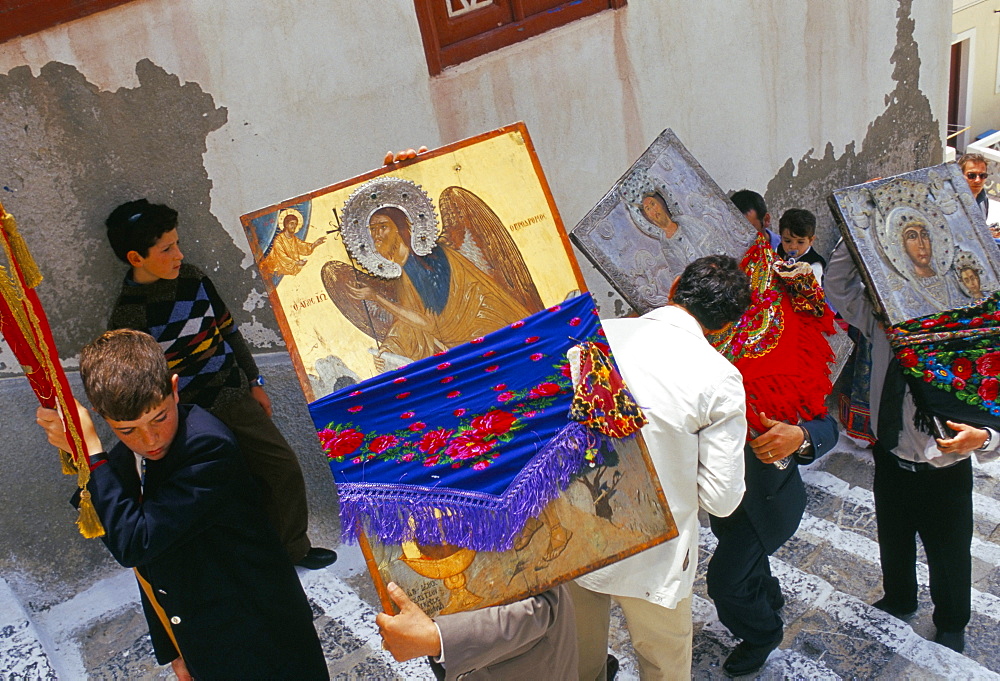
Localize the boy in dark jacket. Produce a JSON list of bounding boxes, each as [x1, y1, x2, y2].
[[36, 329, 329, 680], [104, 199, 334, 569]]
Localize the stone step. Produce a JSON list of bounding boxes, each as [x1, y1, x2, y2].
[[0, 577, 57, 679]]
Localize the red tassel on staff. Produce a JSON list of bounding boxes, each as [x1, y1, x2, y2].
[[0, 202, 104, 538]]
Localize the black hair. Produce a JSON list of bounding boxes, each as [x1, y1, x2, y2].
[[672, 255, 751, 331], [778, 208, 816, 238], [105, 199, 179, 263], [730, 190, 768, 220]]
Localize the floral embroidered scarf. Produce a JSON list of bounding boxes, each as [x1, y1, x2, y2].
[[309, 293, 616, 551], [888, 291, 1000, 420]]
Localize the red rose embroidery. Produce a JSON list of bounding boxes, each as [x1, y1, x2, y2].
[[511, 320, 525, 329], [347, 405, 363, 413], [471, 410, 516, 436], [446, 390, 461, 399], [408, 421, 427, 432], [548, 305, 562, 312], [498, 391, 515, 402], [368, 434, 399, 454], [418, 428, 453, 455], [446, 433, 494, 460], [423, 455, 440, 467], [524, 336, 539, 344], [453, 408, 467, 417], [400, 411, 415, 419], [471, 337, 485, 344], [483, 350, 497, 358], [441, 376, 455, 384], [530, 353, 544, 361], [396, 392, 411, 399], [952, 378, 966, 391], [401, 452, 414, 462], [897, 348, 919, 369], [485, 365, 500, 373], [559, 363, 572, 378], [473, 461, 491, 470], [980, 378, 1000, 402], [952, 357, 973, 380], [349, 390, 362, 396], [437, 362, 452, 370], [393, 377, 407, 384], [977, 352, 1000, 377], [528, 382, 560, 399], [923, 370, 934, 383], [318, 428, 364, 458], [493, 383, 508, 391], [569, 317, 581, 327]]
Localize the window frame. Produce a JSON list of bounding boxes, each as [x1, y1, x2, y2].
[[414, 0, 627, 76], [0, 1, 135, 44]]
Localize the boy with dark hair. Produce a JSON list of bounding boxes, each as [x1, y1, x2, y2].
[[731, 189, 779, 249], [35, 329, 329, 680], [777, 208, 826, 281], [104, 198, 335, 569]]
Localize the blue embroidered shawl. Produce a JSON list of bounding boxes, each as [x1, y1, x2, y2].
[[309, 293, 607, 551]]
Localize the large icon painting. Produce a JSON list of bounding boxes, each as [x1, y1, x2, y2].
[[828, 163, 1000, 326], [570, 128, 758, 315], [240, 123, 676, 616]]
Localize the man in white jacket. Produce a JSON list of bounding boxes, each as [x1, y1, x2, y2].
[[571, 254, 751, 680]]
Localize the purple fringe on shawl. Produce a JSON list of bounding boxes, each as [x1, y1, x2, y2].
[[336, 421, 607, 551]]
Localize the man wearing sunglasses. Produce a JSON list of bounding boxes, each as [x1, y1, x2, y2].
[[958, 152, 990, 222]]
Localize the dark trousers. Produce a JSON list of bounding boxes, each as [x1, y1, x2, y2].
[[213, 391, 312, 562], [872, 443, 972, 632], [707, 506, 784, 646]]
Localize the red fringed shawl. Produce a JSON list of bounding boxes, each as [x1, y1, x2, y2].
[[709, 233, 836, 436]]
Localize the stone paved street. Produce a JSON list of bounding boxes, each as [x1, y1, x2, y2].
[[4, 434, 1000, 679]]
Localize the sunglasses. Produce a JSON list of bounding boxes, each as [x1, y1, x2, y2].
[[966, 172, 989, 180]]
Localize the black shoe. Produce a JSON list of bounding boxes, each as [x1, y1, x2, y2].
[[872, 597, 917, 621], [723, 639, 781, 677], [296, 547, 338, 570], [934, 630, 965, 653], [606, 653, 620, 680]]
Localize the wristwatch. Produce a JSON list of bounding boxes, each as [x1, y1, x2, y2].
[[250, 375, 266, 388], [793, 426, 814, 463]]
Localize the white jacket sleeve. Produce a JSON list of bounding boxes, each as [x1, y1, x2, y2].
[[696, 371, 747, 518]]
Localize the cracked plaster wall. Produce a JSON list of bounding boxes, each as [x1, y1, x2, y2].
[[0, 0, 949, 611]]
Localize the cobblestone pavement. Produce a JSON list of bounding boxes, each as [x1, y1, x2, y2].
[[4, 435, 1000, 679]]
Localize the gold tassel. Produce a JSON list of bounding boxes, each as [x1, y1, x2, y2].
[[76, 488, 105, 539], [0, 211, 42, 289], [59, 449, 77, 475]]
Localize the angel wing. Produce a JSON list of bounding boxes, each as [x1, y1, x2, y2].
[[320, 260, 397, 343], [437, 186, 544, 314]]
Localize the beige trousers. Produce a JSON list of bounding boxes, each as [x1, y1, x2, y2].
[[568, 581, 693, 681]]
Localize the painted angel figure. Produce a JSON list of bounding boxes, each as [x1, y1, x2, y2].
[[321, 177, 572, 565], [260, 207, 327, 277], [322, 179, 545, 372]]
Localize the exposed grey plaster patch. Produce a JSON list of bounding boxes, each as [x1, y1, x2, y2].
[[242, 287, 269, 312], [239, 315, 284, 348], [743, 0, 941, 262], [0, 59, 278, 367]]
